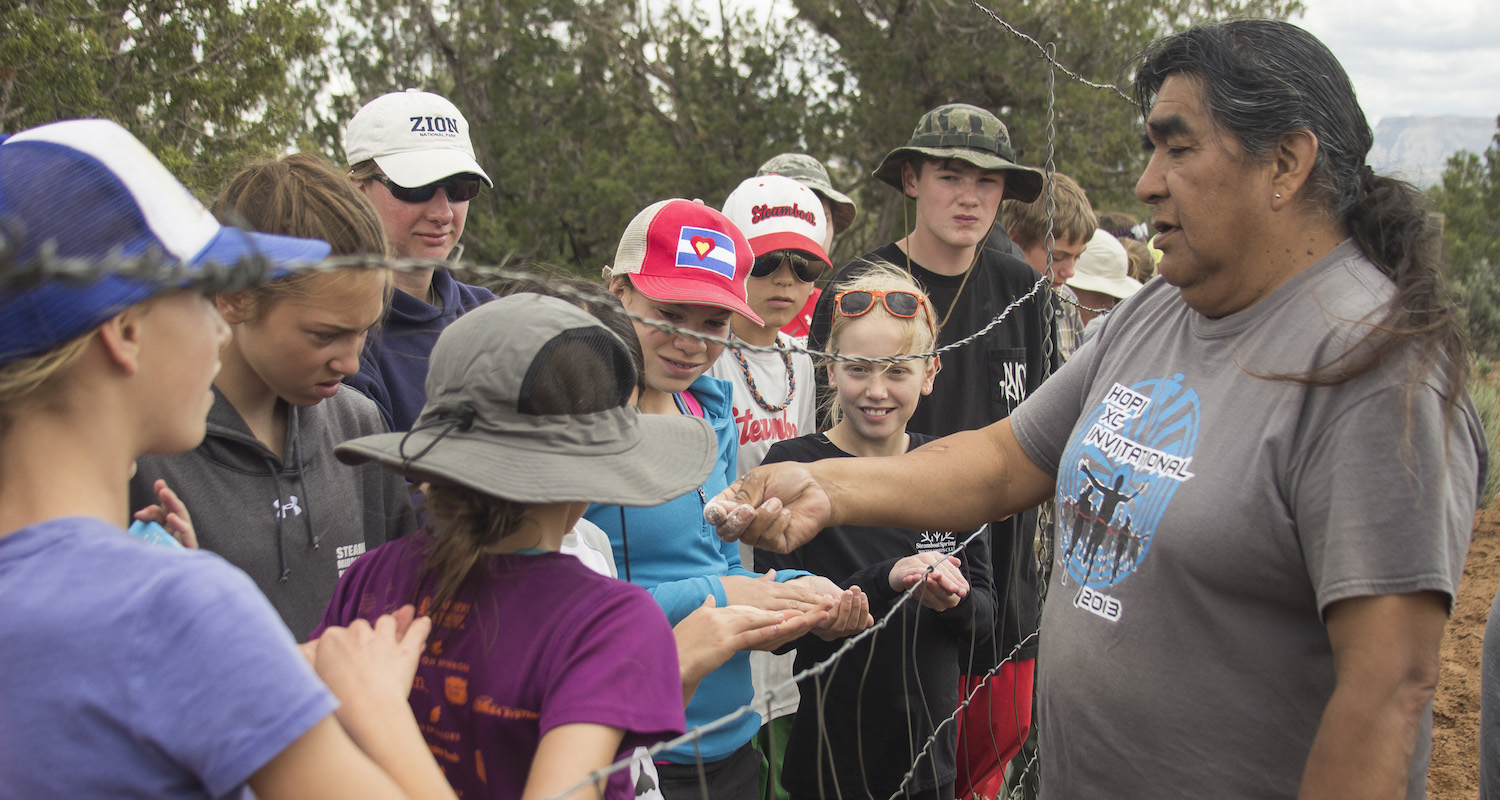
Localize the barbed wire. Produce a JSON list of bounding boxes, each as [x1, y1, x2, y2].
[[967, 0, 1138, 108], [0, 244, 1113, 365], [540, 525, 995, 800], [892, 630, 1038, 799]]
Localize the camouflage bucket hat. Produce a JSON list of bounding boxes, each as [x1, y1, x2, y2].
[[757, 153, 858, 234], [872, 103, 1044, 203]]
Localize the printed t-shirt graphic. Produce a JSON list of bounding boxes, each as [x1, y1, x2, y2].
[[1055, 374, 1199, 597], [675, 226, 737, 278]]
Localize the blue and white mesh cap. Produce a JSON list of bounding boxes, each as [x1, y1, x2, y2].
[[0, 119, 331, 364]]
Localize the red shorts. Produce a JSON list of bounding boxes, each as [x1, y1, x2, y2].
[[954, 658, 1036, 799]]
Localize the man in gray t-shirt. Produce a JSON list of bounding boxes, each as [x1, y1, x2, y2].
[[1007, 240, 1482, 797], [712, 237, 1485, 799], [706, 20, 1486, 800]]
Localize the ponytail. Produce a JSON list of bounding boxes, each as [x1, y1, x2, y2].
[[1347, 166, 1464, 363], [419, 483, 530, 629], [1136, 20, 1470, 416], [1289, 168, 1469, 407]]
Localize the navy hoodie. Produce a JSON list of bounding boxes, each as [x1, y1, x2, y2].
[[346, 268, 496, 432]]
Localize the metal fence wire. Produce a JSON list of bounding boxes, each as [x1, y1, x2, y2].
[[0, 3, 1137, 796]]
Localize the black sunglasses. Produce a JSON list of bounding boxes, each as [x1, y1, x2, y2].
[[750, 252, 825, 283], [373, 174, 483, 204]]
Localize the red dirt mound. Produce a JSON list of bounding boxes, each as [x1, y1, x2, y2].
[[1429, 503, 1500, 797]]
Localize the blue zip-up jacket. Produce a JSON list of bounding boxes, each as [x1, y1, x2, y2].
[[586, 373, 809, 764]]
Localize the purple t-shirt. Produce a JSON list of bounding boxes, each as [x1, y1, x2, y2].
[[0, 517, 334, 799], [316, 534, 685, 799]]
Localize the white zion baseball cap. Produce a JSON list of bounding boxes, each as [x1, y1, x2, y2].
[[343, 89, 493, 188]]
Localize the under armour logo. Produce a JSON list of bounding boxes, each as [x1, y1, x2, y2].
[[272, 496, 302, 519]]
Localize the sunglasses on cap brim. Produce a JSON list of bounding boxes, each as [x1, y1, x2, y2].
[[750, 252, 826, 283], [374, 174, 483, 204], [834, 289, 936, 336]]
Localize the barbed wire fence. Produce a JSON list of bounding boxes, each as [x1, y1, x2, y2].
[[0, 3, 1144, 797]]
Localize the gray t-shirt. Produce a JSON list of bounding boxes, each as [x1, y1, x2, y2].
[[1010, 240, 1484, 799]]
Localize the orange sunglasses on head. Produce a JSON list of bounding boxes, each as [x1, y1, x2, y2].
[[834, 289, 935, 336]]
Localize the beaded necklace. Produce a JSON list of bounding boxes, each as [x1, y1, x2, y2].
[[730, 340, 796, 414]]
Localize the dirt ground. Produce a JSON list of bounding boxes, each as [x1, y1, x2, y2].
[[1429, 503, 1500, 797]]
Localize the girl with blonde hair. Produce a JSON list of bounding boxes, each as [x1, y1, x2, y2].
[[0, 119, 455, 799]]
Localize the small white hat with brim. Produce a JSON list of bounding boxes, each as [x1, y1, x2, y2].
[[721, 175, 832, 269], [1066, 228, 1143, 300]]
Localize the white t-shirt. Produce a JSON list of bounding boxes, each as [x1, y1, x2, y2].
[[561, 518, 617, 578], [707, 332, 819, 478]]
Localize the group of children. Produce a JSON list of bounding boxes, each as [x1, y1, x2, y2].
[[5, 19, 1462, 800], [0, 82, 1107, 800]]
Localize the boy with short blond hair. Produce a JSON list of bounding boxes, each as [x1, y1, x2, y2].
[[1002, 172, 1099, 359], [1001, 172, 1098, 288]]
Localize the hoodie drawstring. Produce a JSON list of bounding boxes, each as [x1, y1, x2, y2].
[[291, 406, 318, 554]]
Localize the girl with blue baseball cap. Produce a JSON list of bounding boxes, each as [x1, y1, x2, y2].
[[0, 119, 457, 799]]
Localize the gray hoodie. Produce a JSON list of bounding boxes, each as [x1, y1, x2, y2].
[[131, 388, 416, 641]]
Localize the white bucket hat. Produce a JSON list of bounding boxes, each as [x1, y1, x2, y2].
[[1066, 228, 1143, 300]]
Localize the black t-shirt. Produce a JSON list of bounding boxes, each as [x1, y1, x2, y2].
[[756, 433, 995, 798], [808, 242, 1056, 665]]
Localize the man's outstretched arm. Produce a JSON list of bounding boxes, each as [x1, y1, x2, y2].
[[706, 419, 1055, 554]]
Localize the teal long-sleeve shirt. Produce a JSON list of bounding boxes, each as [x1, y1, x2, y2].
[[585, 373, 809, 764]]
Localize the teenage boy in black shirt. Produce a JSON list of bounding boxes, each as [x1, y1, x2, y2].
[[806, 102, 1054, 799]]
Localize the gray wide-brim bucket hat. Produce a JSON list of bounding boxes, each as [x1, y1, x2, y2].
[[757, 153, 858, 234], [336, 293, 716, 507], [872, 103, 1044, 203]]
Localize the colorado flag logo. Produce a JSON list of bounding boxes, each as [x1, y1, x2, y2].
[[676, 226, 737, 279]]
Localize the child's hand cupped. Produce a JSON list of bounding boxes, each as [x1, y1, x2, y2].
[[720, 571, 829, 613], [673, 596, 828, 690], [889, 553, 969, 611], [810, 586, 872, 642]]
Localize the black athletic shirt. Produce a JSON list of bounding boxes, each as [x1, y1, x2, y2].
[[756, 433, 996, 798], [808, 241, 1056, 665]]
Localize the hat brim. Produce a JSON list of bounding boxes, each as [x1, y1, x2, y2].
[[0, 227, 331, 365], [1067, 273, 1143, 300], [803, 187, 856, 235], [748, 232, 832, 270], [375, 150, 493, 189], [193, 226, 333, 279], [872, 147, 1043, 203], [629, 273, 765, 327], [336, 413, 717, 507]]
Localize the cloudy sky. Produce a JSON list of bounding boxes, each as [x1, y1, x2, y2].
[[1294, 0, 1500, 125]]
